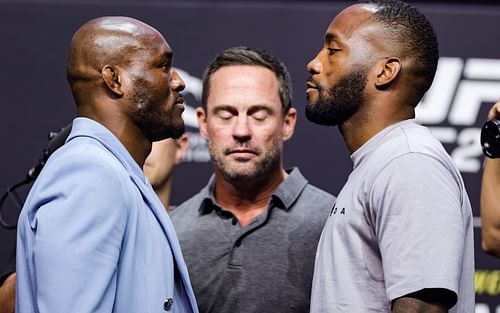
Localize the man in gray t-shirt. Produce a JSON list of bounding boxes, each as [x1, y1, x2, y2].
[[311, 120, 474, 312], [305, 0, 474, 312]]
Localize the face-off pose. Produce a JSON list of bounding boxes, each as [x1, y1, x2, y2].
[[16, 16, 198, 313], [306, 1, 474, 312]]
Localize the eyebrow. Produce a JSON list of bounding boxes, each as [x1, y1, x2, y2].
[[247, 105, 275, 115], [325, 33, 337, 44], [155, 51, 172, 68], [212, 105, 236, 114], [211, 104, 275, 115], [160, 51, 173, 61]]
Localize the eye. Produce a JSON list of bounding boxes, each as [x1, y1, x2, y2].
[[327, 47, 340, 56], [161, 60, 172, 72], [216, 110, 233, 120], [252, 110, 269, 122]]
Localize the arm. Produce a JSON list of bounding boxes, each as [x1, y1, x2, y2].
[[392, 296, 446, 313], [30, 154, 128, 313], [481, 158, 500, 257], [371, 154, 464, 310], [0, 273, 15, 313], [392, 288, 456, 312], [481, 101, 500, 257]]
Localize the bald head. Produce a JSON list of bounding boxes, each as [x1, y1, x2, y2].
[[64, 15, 187, 154], [66, 16, 167, 102]]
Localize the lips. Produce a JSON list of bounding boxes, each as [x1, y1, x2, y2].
[[228, 148, 257, 155], [175, 96, 184, 105], [306, 81, 317, 89], [173, 96, 185, 112], [306, 79, 318, 93], [225, 146, 258, 157]]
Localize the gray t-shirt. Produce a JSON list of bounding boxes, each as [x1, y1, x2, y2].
[[311, 120, 474, 312], [171, 168, 336, 313]]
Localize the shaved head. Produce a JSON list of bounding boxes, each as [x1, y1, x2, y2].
[[64, 16, 186, 149], [66, 16, 167, 102]]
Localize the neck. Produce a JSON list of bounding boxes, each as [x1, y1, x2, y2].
[[214, 167, 287, 227], [153, 178, 173, 212], [340, 102, 415, 154], [78, 102, 152, 167], [114, 118, 152, 167]]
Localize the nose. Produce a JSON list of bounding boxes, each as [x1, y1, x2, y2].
[[170, 69, 185, 92], [307, 55, 322, 74], [233, 116, 251, 143]]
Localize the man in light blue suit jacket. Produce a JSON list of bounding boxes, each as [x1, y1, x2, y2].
[[16, 16, 198, 313]]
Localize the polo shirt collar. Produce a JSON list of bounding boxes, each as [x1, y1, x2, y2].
[[198, 167, 308, 214], [272, 167, 308, 210]]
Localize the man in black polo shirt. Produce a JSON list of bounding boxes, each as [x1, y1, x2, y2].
[[170, 46, 336, 313]]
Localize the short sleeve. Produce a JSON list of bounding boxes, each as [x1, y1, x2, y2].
[[369, 152, 465, 303]]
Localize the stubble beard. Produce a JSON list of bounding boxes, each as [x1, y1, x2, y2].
[[208, 137, 282, 184], [131, 78, 185, 141]]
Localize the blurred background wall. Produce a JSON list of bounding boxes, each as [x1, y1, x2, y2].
[[0, 0, 499, 311]]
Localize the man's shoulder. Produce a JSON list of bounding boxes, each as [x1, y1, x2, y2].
[[303, 183, 336, 201], [298, 181, 336, 208], [381, 121, 445, 157], [46, 136, 127, 179], [26, 136, 135, 214], [170, 190, 206, 221], [290, 182, 336, 219], [287, 167, 336, 202], [169, 190, 209, 239]]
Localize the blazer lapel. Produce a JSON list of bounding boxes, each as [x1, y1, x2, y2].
[[129, 174, 199, 313], [71, 126, 199, 313]]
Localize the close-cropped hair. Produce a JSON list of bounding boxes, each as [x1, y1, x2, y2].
[[201, 46, 293, 113], [358, 0, 439, 99]]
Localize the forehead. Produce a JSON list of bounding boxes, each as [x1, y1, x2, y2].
[[96, 18, 172, 53], [207, 65, 281, 106], [138, 31, 172, 59], [103, 21, 172, 64], [326, 4, 378, 41]]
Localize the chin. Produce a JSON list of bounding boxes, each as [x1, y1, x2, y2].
[[305, 96, 318, 107], [220, 166, 254, 180], [169, 125, 186, 139], [158, 123, 186, 140]]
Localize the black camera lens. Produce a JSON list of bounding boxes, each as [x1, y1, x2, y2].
[[481, 120, 500, 158]]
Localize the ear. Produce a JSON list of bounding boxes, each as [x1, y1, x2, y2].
[[375, 57, 401, 88], [101, 65, 124, 97], [196, 107, 209, 140], [282, 107, 297, 141], [174, 134, 189, 164]]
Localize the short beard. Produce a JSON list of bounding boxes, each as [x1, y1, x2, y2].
[[131, 78, 185, 141], [306, 67, 368, 126], [209, 138, 282, 184]]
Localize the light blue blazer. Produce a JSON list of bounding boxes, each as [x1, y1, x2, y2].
[[16, 118, 199, 313]]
